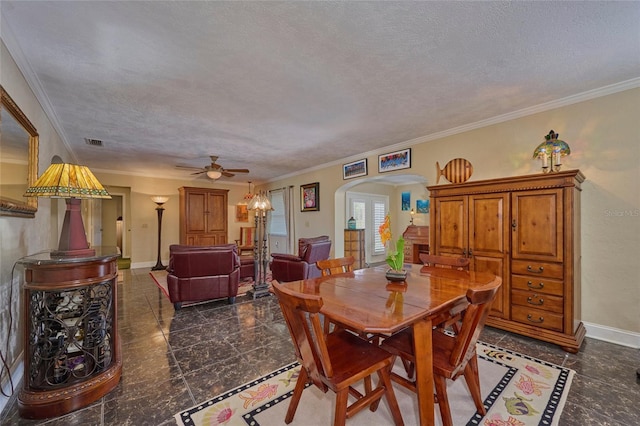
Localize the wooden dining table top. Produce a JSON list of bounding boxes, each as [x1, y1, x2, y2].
[[277, 263, 501, 334]]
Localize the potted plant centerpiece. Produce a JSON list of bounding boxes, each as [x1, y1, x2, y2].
[[378, 214, 407, 281]]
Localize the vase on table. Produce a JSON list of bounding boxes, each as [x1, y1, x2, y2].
[[385, 269, 407, 282]]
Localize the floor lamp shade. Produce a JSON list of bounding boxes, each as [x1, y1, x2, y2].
[[24, 163, 111, 257]]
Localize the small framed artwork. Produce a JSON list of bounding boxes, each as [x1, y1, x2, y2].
[[236, 204, 249, 222], [401, 192, 411, 211], [343, 159, 368, 180], [378, 148, 411, 173], [416, 199, 430, 214], [301, 182, 320, 212]]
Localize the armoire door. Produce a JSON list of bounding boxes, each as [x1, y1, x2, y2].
[[468, 193, 510, 318]]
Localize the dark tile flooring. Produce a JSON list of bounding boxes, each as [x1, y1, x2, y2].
[[2, 268, 639, 425]]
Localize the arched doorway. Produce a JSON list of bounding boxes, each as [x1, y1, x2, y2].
[[333, 173, 429, 265]]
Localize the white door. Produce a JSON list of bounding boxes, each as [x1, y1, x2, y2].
[[346, 192, 388, 265]]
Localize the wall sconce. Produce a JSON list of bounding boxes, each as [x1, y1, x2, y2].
[[533, 130, 571, 173], [151, 196, 169, 270], [410, 209, 415, 225]]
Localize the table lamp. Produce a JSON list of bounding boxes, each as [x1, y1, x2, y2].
[[24, 163, 111, 257]]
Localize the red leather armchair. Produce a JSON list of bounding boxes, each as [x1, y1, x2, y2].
[[167, 244, 240, 309], [270, 236, 332, 282]]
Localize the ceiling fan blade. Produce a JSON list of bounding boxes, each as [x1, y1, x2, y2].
[[223, 168, 250, 173], [222, 171, 235, 177], [176, 165, 204, 171], [191, 170, 205, 175]]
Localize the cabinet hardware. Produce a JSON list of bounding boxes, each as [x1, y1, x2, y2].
[[526, 281, 544, 290], [527, 314, 544, 323], [527, 265, 544, 273], [512, 220, 517, 230], [527, 295, 544, 305]]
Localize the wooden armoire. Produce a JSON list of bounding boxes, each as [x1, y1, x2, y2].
[[429, 170, 585, 353], [179, 187, 228, 245]]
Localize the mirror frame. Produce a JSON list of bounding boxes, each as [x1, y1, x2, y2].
[[0, 85, 39, 218]]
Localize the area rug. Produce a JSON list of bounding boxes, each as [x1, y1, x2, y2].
[[149, 270, 261, 301], [175, 342, 574, 426]]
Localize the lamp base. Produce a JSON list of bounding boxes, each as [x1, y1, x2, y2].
[[250, 282, 271, 299], [51, 247, 96, 258], [151, 262, 166, 271]]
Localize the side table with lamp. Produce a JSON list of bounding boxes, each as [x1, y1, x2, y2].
[[18, 162, 122, 419]]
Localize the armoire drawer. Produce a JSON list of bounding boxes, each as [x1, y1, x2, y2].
[[511, 305, 563, 332], [511, 259, 563, 279], [511, 274, 564, 296], [511, 289, 563, 314]]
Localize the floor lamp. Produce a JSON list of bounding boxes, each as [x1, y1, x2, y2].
[[24, 163, 111, 257], [247, 190, 273, 299], [151, 196, 169, 271]]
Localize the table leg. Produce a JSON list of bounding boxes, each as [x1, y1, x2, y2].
[[412, 317, 434, 426]]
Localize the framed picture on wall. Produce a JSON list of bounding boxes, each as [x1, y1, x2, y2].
[[416, 199, 430, 214], [401, 192, 410, 211], [378, 148, 411, 173], [343, 159, 368, 179], [301, 182, 320, 212], [236, 204, 249, 222]]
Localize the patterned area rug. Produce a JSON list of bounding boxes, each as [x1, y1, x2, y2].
[[175, 342, 574, 426], [149, 270, 257, 302]]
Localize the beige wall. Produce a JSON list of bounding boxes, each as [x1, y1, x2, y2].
[[1, 41, 74, 405], [262, 88, 640, 337]]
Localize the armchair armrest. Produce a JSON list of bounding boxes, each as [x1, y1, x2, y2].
[[270, 253, 303, 262]]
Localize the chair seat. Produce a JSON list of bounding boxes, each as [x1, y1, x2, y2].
[[380, 329, 465, 378], [326, 330, 394, 388]]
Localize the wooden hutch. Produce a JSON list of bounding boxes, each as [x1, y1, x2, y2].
[[429, 170, 585, 352]]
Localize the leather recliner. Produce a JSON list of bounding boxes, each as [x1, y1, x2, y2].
[[166, 244, 240, 309], [270, 236, 332, 282]]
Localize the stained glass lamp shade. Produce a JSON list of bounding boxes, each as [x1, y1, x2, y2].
[[24, 163, 111, 257]]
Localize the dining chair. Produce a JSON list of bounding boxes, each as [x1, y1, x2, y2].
[[419, 253, 470, 270], [316, 256, 356, 335], [316, 256, 356, 277], [420, 253, 471, 335], [380, 281, 501, 426], [271, 280, 404, 426]]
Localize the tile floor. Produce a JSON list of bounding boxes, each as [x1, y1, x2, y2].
[[1, 267, 639, 425]]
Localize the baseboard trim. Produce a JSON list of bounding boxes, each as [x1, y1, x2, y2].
[[583, 321, 640, 349], [0, 360, 22, 418], [131, 260, 167, 270]]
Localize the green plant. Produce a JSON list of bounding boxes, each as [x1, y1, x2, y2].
[[378, 214, 405, 271]]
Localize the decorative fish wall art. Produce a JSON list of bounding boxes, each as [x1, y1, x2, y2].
[[436, 158, 473, 184]]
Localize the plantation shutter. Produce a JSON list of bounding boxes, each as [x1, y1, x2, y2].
[[373, 201, 386, 254]]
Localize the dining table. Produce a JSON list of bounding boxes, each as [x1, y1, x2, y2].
[[276, 263, 501, 426]]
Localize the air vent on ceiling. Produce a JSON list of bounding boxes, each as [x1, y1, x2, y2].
[[84, 138, 103, 147]]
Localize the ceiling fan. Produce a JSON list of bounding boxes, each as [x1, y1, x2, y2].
[[176, 156, 250, 179]]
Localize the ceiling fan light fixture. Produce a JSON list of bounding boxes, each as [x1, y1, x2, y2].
[[206, 170, 222, 180]]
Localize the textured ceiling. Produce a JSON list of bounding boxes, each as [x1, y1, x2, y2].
[[2, 1, 639, 184]]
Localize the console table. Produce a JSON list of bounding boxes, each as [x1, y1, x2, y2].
[[17, 247, 121, 419], [402, 225, 429, 264]]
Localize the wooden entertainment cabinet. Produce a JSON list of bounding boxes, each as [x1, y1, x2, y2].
[[179, 187, 228, 245], [429, 170, 585, 352]]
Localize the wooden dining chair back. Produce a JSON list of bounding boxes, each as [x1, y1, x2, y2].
[[316, 256, 355, 277], [419, 253, 470, 270], [271, 280, 404, 426], [380, 280, 501, 426]]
